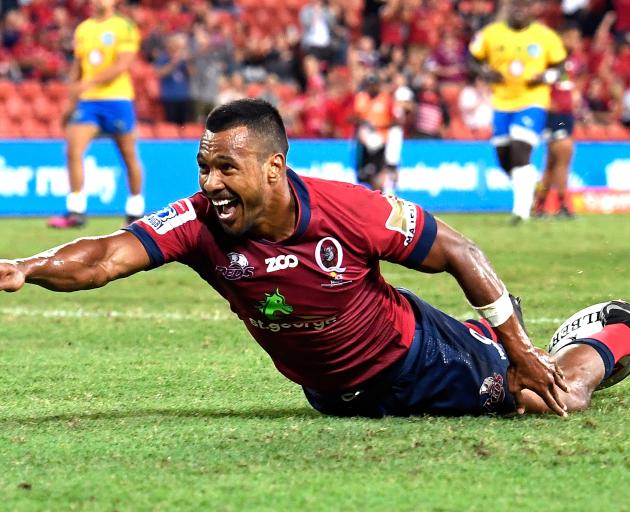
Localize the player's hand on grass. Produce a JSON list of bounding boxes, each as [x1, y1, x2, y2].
[[508, 346, 569, 417], [0, 260, 25, 292]]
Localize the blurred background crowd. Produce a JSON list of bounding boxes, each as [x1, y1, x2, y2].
[[0, 0, 629, 139]]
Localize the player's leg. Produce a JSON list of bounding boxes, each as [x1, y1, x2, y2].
[[519, 300, 630, 414], [532, 147, 554, 217], [107, 100, 145, 225], [507, 107, 546, 223], [532, 117, 555, 217], [113, 132, 144, 224], [48, 108, 99, 229], [550, 136, 574, 217], [491, 110, 511, 173]]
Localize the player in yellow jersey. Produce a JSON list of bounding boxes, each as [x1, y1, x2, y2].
[[48, 0, 145, 229], [469, 0, 566, 224]]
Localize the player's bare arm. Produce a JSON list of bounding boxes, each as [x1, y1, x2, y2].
[[418, 218, 569, 416], [73, 51, 136, 97], [527, 60, 566, 87], [468, 56, 503, 84], [0, 231, 150, 293]]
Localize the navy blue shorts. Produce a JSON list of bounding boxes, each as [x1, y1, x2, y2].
[[303, 289, 517, 417], [70, 99, 136, 135], [544, 112, 574, 141]]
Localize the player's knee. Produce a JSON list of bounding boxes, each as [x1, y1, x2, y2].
[[563, 385, 591, 412]]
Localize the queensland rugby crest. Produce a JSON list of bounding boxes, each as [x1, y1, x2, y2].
[[315, 237, 351, 288]]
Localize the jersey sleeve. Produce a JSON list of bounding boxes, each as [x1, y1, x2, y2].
[[360, 191, 438, 268], [545, 28, 567, 65], [468, 27, 488, 61], [116, 18, 140, 54], [123, 197, 201, 269]]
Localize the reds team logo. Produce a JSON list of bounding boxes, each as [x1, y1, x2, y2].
[[216, 252, 255, 280], [479, 373, 506, 412]]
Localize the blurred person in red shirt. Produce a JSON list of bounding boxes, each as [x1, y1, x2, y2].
[[411, 73, 450, 139], [427, 31, 468, 85]]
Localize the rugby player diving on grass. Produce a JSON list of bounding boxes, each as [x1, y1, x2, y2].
[[1, 99, 628, 418]]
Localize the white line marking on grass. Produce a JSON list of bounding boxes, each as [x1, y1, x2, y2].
[[1, 306, 564, 325], [0, 306, 232, 322]]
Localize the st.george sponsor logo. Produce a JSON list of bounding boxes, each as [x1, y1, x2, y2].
[[248, 316, 338, 333], [265, 254, 298, 273]]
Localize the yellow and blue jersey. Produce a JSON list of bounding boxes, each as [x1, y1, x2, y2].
[[469, 21, 566, 111], [74, 14, 140, 100]]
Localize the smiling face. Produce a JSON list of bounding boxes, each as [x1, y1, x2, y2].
[[197, 125, 278, 237]]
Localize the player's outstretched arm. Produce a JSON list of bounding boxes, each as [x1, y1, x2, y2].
[[0, 231, 150, 293], [418, 218, 569, 416]]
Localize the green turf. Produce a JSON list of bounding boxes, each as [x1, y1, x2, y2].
[[0, 215, 628, 512]]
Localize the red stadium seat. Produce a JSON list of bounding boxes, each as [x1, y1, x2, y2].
[[43, 80, 67, 102], [17, 80, 44, 101], [180, 123, 202, 139], [573, 124, 587, 140], [4, 96, 30, 121], [19, 119, 50, 138], [0, 80, 17, 102], [584, 124, 608, 141], [153, 122, 180, 139], [447, 119, 475, 140], [136, 122, 155, 139], [31, 96, 60, 123], [606, 123, 629, 141]]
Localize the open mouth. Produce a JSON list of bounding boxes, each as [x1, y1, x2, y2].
[[212, 197, 240, 223]]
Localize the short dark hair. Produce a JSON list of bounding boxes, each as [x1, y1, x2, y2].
[[205, 99, 289, 157]]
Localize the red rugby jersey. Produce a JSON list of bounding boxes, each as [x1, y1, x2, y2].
[[126, 171, 437, 390]]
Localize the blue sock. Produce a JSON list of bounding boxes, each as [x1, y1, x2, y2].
[[566, 338, 615, 379]]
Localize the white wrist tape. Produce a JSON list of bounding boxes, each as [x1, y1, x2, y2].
[[472, 289, 514, 327]]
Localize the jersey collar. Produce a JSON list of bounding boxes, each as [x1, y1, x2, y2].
[[285, 168, 311, 243]]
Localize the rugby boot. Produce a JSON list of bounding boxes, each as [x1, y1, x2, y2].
[[596, 299, 630, 389], [47, 212, 86, 229]]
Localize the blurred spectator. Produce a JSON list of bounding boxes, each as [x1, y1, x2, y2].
[[379, 0, 406, 52], [584, 77, 616, 124], [256, 73, 280, 107], [0, 47, 22, 80], [427, 31, 467, 85], [2, 8, 30, 49], [142, 17, 169, 63], [154, 32, 192, 125], [189, 25, 224, 123], [265, 33, 299, 84], [300, 0, 335, 62], [217, 72, 246, 106], [351, 72, 401, 192], [621, 87, 630, 127], [458, 75, 493, 132], [411, 73, 450, 138]]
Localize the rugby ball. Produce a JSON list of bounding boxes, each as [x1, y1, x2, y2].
[[547, 302, 607, 356]]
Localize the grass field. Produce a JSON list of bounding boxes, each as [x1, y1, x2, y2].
[[0, 214, 628, 512]]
